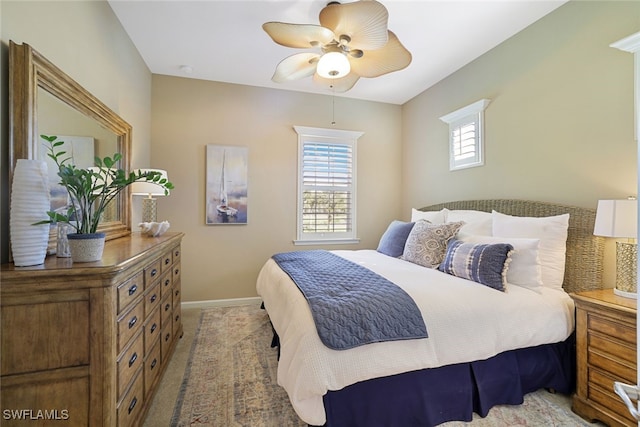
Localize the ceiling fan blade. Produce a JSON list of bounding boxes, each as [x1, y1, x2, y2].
[[272, 53, 320, 83], [263, 22, 335, 48], [319, 0, 389, 51], [349, 31, 411, 78], [313, 72, 360, 93]]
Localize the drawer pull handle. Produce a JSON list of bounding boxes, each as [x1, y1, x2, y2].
[[165, 333, 170, 342], [128, 284, 138, 296], [165, 303, 171, 312], [129, 352, 138, 367], [150, 268, 158, 277], [150, 294, 157, 303], [165, 258, 171, 265], [164, 279, 170, 287], [174, 289, 180, 297], [128, 316, 138, 329], [174, 250, 180, 257], [151, 323, 157, 333], [175, 314, 180, 322], [174, 268, 179, 275], [128, 397, 138, 414], [151, 358, 158, 369]]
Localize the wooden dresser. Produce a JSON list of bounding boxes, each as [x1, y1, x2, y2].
[[0, 232, 184, 427], [572, 289, 637, 427]]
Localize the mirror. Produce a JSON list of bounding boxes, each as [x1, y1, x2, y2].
[[9, 41, 132, 252]]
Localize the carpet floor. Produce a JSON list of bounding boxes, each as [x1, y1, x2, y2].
[[146, 304, 601, 427]]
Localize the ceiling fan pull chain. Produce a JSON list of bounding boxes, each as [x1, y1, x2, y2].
[[331, 85, 336, 126]]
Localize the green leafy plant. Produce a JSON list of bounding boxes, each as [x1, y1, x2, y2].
[[36, 135, 174, 234]]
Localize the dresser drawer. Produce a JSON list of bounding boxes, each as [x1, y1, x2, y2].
[[118, 302, 145, 352], [145, 282, 161, 317], [117, 333, 144, 397], [144, 260, 162, 288], [160, 270, 173, 298], [173, 299, 182, 338], [172, 262, 181, 284], [161, 323, 174, 362], [161, 249, 173, 273], [117, 369, 144, 427], [117, 272, 143, 314], [161, 292, 173, 329], [144, 341, 162, 396], [144, 307, 162, 356], [172, 245, 181, 264]]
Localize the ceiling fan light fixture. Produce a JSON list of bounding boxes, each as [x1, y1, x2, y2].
[[316, 51, 350, 79]]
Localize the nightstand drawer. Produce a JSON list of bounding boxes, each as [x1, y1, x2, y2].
[[589, 314, 635, 346], [589, 332, 635, 367], [588, 371, 636, 424]]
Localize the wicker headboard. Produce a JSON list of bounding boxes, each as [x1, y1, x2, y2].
[[420, 200, 604, 294]]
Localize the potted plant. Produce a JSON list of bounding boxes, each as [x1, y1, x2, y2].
[[36, 135, 174, 262]]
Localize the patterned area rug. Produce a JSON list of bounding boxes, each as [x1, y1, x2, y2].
[[171, 304, 593, 427]]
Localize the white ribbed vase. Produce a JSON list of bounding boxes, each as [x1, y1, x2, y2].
[[10, 159, 51, 266]]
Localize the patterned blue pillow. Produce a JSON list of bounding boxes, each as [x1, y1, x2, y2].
[[438, 239, 514, 291], [377, 220, 415, 257]]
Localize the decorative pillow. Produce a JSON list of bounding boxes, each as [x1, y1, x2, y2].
[[377, 220, 415, 257], [402, 220, 464, 268], [411, 208, 446, 224], [492, 210, 570, 290], [438, 239, 514, 291], [460, 235, 543, 292], [444, 209, 492, 236]]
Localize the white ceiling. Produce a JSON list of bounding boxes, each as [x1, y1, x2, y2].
[[108, 0, 567, 105]]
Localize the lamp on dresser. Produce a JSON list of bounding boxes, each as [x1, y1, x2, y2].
[[131, 169, 170, 223], [593, 198, 638, 298]]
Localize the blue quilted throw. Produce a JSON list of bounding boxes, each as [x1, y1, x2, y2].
[[271, 250, 428, 350]]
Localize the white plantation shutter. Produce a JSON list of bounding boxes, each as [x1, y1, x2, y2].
[[440, 99, 490, 170], [294, 126, 363, 244]]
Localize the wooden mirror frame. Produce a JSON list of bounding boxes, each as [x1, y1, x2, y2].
[[9, 41, 132, 250]]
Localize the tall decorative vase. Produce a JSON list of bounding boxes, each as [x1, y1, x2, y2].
[[9, 159, 51, 266]]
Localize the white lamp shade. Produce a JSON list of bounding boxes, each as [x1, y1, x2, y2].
[[316, 52, 351, 79], [131, 169, 170, 197], [594, 199, 637, 238]]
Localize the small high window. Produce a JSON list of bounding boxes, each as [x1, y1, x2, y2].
[[440, 99, 490, 171]]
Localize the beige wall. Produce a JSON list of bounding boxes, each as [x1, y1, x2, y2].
[[1, 0, 152, 262], [151, 76, 402, 301], [402, 1, 640, 287], [402, 1, 638, 213]]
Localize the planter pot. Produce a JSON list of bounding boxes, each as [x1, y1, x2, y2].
[[67, 232, 106, 263], [9, 159, 50, 266]]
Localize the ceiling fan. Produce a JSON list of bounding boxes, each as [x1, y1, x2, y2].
[[263, 0, 412, 93]]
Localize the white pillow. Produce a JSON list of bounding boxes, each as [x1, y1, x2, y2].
[[491, 210, 570, 290], [445, 209, 493, 236], [411, 208, 446, 224], [460, 234, 543, 292]]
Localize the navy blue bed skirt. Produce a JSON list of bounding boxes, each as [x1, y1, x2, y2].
[[320, 335, 575, 427]]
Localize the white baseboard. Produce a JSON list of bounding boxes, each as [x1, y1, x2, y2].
[[181, 296, 262, 310]]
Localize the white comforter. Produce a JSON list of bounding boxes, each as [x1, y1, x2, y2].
[[256, 250, 575, 425]]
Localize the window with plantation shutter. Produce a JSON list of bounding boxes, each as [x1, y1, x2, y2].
[[440, 99, 490, 171], [294, 126, 363, 245]]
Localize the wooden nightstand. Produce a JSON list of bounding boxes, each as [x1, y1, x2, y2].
[[572, 289, 637, 427]]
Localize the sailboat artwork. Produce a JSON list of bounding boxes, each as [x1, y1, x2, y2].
[[205, 145, 248, 225]]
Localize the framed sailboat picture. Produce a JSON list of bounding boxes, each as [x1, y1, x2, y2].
[[205, 145, 248, 225]]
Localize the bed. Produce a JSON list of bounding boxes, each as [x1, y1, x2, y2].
[[256, 199, 604, 426]]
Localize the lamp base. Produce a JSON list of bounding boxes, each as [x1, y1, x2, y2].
[[141, 197, 157, 223], [615, 241, 637, 299]]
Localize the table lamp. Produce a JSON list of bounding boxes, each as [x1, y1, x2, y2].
[[131, 169, 170, 223], [593, 198, 638, 298]]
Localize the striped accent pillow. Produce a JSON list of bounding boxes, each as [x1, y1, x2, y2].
[[438, 239, 514, 291]]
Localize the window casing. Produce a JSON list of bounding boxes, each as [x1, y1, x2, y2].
[[293, 126, 363, 245], [440, 99, 490, 171]]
